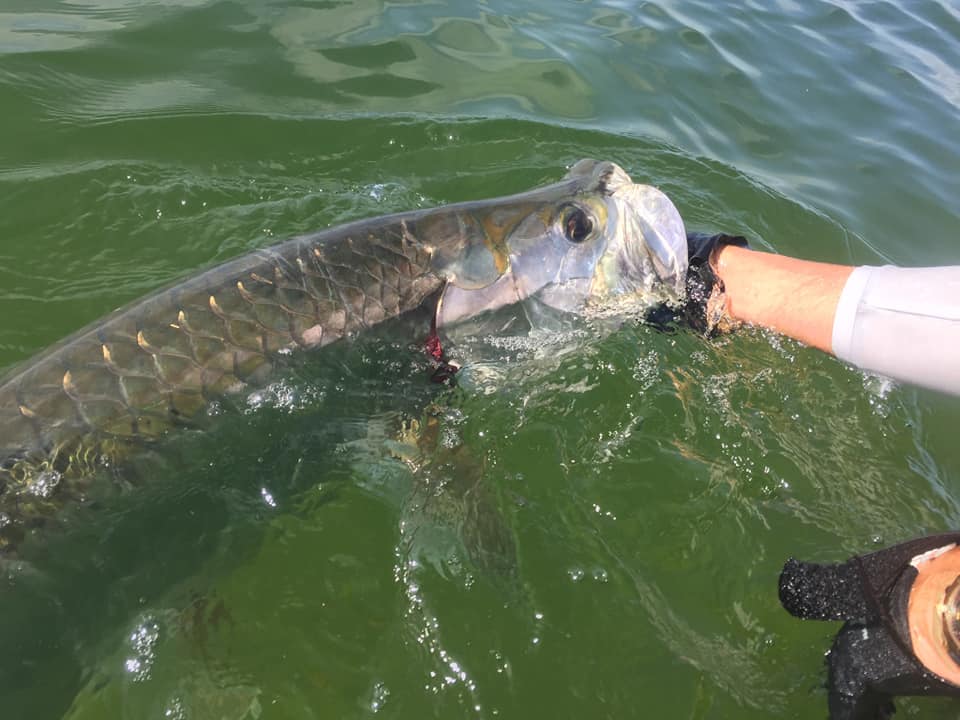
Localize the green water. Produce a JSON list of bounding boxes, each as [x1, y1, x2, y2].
[[2, 1, 960, 718]]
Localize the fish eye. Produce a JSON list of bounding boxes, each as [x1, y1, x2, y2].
[[560, 204, 595, 244]]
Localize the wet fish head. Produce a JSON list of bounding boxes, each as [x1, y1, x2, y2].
[[435, 159, 687, 333]]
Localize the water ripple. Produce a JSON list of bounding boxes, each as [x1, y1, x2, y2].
[[1, 2, 959, 718]]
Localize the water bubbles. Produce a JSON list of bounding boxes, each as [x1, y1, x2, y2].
[[244, 380, 322, 414], [393, 542, 482, 709], [595, 414, 642, 464], [491, 650, 511, 678], [124, 616, 160, 682], [369, 681, 390, 713], [591, 502, 616, 521], [27, 469, 61, 498], [440, 425, 461, 449], [863, 372, 894, 417], [631, 349, 659, 390], [246, 384, 291, 413], [163, 697, 186, 720], [568, 566, 608, 583], [260, 487, 277, 509], [455, 362, 506, 395]]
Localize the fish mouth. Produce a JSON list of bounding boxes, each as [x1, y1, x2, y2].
[[601, 167, 688, 302], [435, 272, 521, 330]]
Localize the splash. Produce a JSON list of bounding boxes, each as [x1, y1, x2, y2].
[[244, 379, 325, 415]]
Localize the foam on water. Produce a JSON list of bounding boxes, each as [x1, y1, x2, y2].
[[244, 379, 325, 415]]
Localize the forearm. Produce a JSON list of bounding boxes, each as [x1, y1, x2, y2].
[[711, 245, 960, 396], [713, 245, 852, 354]]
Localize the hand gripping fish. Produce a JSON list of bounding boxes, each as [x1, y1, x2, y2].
[[0, 159, 687, 552]]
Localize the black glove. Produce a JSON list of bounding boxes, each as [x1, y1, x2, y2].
[[779, 533, 960, 720], [683, 232, 749, 333]]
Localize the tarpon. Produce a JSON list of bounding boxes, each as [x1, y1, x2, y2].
[[0, 159, 686, 552]]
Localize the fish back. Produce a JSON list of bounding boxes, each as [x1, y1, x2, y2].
[[0, 215, 444, 549]]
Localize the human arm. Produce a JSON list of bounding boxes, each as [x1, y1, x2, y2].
[[705, 244, 960, 396], [713, 244, 851, 354]]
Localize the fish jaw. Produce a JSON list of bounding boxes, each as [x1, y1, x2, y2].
[[435, 273, 521, 328]]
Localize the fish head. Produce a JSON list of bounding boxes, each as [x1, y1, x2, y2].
[[434, 159, 687, 330]]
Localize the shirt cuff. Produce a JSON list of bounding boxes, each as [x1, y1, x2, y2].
[[831, 265, 873, 362]]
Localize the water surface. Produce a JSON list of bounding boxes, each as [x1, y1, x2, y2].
[[1, 1, 959, 718]]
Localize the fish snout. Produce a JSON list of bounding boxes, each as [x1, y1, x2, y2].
[[615, 183, 688, 300]]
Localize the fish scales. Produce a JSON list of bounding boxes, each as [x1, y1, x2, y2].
[[0, 212, 446, 547], [0, 160, 690, 553]]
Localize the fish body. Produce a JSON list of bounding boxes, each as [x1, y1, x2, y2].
[[0, 160, 686, 550]]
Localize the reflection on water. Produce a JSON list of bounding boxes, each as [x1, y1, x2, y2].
[[0, 0, 212, 54], [0, 12, 117, 54], [3, 0, 953, 273], [271, 3, 595, 117], [0, 0, 595, 120], [2, 0, 957, 262]]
